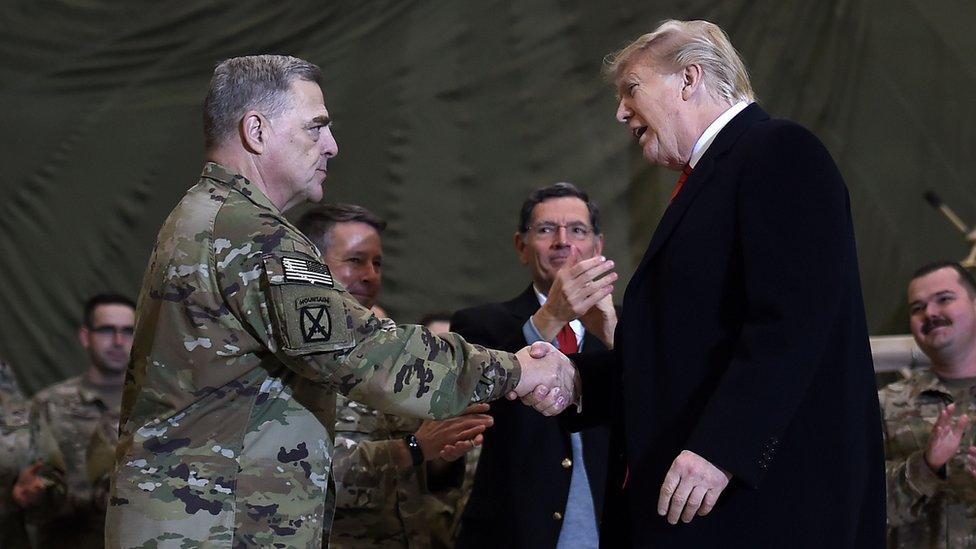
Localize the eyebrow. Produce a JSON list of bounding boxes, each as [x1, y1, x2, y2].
[[909, 290, 956, 308], [307, 115, 331, 128]]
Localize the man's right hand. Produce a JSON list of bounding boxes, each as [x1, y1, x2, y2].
[[12, 462, 48, 508], [415, 403, 493, 463], [925, 403, 970, 472], [532, 250, 616, 343], [510, 342, 577, 416]]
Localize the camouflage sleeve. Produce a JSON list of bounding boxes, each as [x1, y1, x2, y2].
[[885, 450, 945, 527], [332, 436, 405, 509], [224, 250, 521, 421], [23, 397, 67, 522], [0, 422, 29, 519], [880, 393, 946, 527]]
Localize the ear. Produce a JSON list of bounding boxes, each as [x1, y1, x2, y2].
[[593, 233, 605, 256], [79, 325, 90, 349], [680, 64, 705, 101], [514, 232, 529, 265], [241, 110, 267, 154]]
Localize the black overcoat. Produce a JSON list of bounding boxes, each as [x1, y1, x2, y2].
[[570, 104, 886, 548]]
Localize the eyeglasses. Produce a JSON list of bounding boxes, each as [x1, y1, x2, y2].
[[525, 222, 594, 241], [89, 325, 135, 338]]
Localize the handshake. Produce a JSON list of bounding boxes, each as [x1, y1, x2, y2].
[[508, 342, 579, 416]]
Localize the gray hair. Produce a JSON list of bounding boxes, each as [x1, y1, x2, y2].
[[203, 54, 322, 149], [605, 19, 755, 105]]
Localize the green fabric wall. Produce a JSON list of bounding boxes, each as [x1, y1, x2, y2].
[[1, 0, 974, 393]]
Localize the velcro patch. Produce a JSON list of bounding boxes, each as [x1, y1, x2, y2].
[[300, 302, 332, 342], [283, 256, 334, 287]]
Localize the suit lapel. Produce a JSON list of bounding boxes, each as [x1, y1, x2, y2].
[[504, 284, 542, 322], [627, 104, 770, 289]]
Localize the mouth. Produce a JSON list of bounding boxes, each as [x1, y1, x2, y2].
[[632, 126, 648, 142], [550, 252, 571, 266]]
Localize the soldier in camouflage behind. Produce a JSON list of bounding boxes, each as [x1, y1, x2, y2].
[[297, 205, 488, 549], [879, 261, 976, 548], [13, 294, 133, 547], [0, 359, 31, 548], [104, 54, 577, 548]]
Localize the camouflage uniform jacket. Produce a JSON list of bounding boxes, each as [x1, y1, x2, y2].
[[106, 163, 520, 549], [329, 395, 462, 548], [0, 360, 30, 548], [879, 369, 976, 548], [26, 374, 121, 548]]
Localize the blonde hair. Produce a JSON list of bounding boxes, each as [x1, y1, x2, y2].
[[606, 19, 755, 105]]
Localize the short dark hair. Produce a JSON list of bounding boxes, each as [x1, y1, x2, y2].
[[83, 293, 136, 327], [910, 261, 976, 297], [419, 311, 452, 328], [517, 182, 601, 235], [296, 203, 387, 253]]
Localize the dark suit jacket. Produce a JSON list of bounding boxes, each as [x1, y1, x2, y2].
[[570, 104, 885, 548], [451, 285, 609, 549]]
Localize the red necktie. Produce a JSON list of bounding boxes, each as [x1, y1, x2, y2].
[[669, 163, 693, 202], [556, 324, 578, 354]]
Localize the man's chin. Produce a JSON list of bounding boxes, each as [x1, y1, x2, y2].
[[307, 183, 324, 203]]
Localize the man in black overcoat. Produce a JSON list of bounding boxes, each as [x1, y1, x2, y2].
[[525, 19, 885, 548]]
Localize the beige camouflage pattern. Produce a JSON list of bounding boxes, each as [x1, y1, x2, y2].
[[0, 360, 31, 548], [25, 374, 121, 547], [329, 396, 461, 548], [879, 369, 976, 548], [106, 163, 520, 548]]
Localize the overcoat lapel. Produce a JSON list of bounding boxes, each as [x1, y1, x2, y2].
[[626, 104, 771, 290]]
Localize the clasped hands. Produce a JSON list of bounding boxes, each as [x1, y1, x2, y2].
[[509, 341, 578, 416]]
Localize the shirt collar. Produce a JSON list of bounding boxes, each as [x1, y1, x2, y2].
[[688, 101, 751, 169], [200, 162, 280, 214]]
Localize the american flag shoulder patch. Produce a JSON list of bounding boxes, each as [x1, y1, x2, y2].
[[281, 256, 334, 287]]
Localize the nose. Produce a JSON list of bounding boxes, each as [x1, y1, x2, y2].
[[552, 225, 570, 247], [362, 263, 380, 284], [321, 127, 339, 159], [113, 331, 126, 346], [616, 99, 631, 123]]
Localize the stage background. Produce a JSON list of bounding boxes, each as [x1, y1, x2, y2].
[[1, 0, 974, 392]]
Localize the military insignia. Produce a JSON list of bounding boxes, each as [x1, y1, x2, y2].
[[282, 257, 334, 287], [300, 305, 332, 342]]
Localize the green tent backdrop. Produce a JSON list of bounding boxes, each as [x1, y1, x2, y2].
[[1, 0, 974, 393]]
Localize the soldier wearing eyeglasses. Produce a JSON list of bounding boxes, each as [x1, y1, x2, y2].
[[13, 293, 134, 548]]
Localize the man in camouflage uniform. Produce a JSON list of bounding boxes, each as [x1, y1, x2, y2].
[[14, 294, 134, 547], [105, 54, 576, 548], [0, 359, 31, 548], [879, 261, 976, 548], [297, 204, 488, 549]]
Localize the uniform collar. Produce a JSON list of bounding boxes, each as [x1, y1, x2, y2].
[[909, 369, 953, 401], [200, 162, 281, 214], [79, 374, 123, 411]]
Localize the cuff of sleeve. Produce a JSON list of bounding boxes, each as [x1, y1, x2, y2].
[[523, 317, 558, 346], [905, 450, 944, 497], [490, 351, 521, 400]]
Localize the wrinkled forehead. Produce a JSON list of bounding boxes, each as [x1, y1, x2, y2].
[[91, 303, 136, 325], [908, 268, 967, 301], [530, 196, 592, 224]]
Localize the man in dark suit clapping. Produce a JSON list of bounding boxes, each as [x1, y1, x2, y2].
[[452, 182, 616, 549]]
